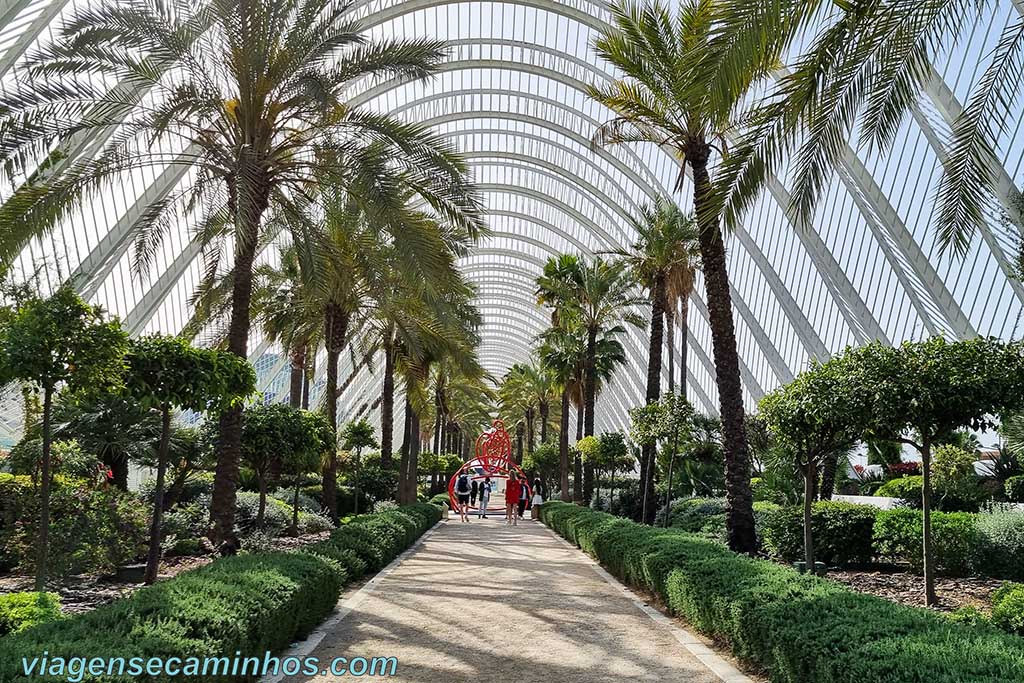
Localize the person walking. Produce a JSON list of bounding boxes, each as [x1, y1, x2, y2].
[[478, 477, 491, 518], [470, 478, 479, 508], [505, 475, 521, 526], [454, 472, 471, 523], [517, 475, 529, 519], [531, 477, 544, 519]]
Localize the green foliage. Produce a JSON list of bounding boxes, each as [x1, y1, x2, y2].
[[0, 503, 440, 681], [0, 592, 62, 636], [539, 502, 1024, 683], [629, 392, 694, 448], [1005, 475, 1024, 503], [0, 474, 147, 576], [990, 583, 1024, 636], [4, 438, 99, 481], [0, 286, 128, 394], [124, 335, 255, 413], [522, 441, 559, 482], [761, 502, 877, 566], [875, 476, 924, 504], [341, 419, 377, 453], [932, 445, 985, 511], [873, 509, 980, 576], [973, 507, 1024, 581], [575, 436, 600, 463], [240, 404, 310, 481]]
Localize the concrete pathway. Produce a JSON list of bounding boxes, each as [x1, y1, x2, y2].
[[286, 515, 745, 682]]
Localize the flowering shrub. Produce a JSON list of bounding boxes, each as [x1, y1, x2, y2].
[[886, 461, 921, 477]]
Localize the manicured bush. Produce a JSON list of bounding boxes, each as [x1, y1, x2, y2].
[[0, 503, 441, 682], [0, 592, 62, 636], [875, 475, 923, 504], [429, 492, 451, 507], [539, 502, 1024, 683], [873, 508, 980, 576], [991, 583, 1024, 636], [234, 491, 292, 535], [973, 507, 1024, 580], [0, 474, 148, 576], [760, 501, 877, 566], [1006, 475, 1024, 503]]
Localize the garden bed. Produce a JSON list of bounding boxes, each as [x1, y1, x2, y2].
[[826, 567, 1004, 612]]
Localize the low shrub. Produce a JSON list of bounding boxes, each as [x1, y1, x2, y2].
[[234, 492, 292, 535], [0, 474, 148, 576], [875, 475, 923, 504], [760, 501, 876, 566], [991, 582, 1024, 636], [0, 503, 441, 682], [873, 508, 980, 576], [0, 592, 62, 636], [296, 511, 334, 535], [539, 501, 1024, 683], [428, 493, 451, 508], [1006, 476, 1024, 503], [973, 507, 1024, 581]]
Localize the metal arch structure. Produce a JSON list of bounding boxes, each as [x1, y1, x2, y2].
[[0, 0, 1019, 448]]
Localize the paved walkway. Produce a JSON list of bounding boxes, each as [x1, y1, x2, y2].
[[288, 515, 741, 682]]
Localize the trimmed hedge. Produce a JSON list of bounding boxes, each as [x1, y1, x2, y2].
[[873, 508, 980, 575], [540, 501, 1024, 683], [0, 503, 441, 682], [760, 501, 876, 566]]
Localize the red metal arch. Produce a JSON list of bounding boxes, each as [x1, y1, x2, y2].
[[448, 419, 531, 512]]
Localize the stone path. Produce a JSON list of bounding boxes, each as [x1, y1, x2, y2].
[[286, 514, 745, 682]]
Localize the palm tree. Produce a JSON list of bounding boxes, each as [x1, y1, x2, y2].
[[538, 324, 585, 501], [717, 0, 1024, 255], [610, 198, 699, 523], [588, 0, 777, 550], [0, 0, 484, 547]]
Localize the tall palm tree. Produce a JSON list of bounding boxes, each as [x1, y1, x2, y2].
[[588, 0, 777, 550], [610, 198, 699, 523], [718, 0, 1024, 255], [0, 0, 484, 547]]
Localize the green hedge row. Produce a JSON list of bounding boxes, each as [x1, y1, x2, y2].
[[0, 503, 442, 683], [540, 501, 1024, 683]]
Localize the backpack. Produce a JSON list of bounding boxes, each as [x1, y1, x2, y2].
[[456, 475, 470, 494]]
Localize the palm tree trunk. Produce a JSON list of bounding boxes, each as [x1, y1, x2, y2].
[[666, 300, 675, 395], [641, 274, 666, 525], [289, 343, 306, 408], [381, 335, 395, 468], [680, 296, 690, 398], [526, 407, 535, 455], [540, 401, 549, 443], [211, 190, 264, 550], [559, 389, 571, 502], [574, 399, 584, 502], [515, 423, 524, 465], [583, 326, 598, 503], [322, 303, 348, 524], [406, 409, 421, 504], [302, 354, 313, 410], [398, 397, 413, 502], [144, 405, 172, 585], [819, 451, 840, 500], [433, 391, 442, 455], [689, 144, 756, 554]]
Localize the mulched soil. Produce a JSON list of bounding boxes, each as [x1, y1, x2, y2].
[[0, 531, 332, 615], [826, 567, 1005, 612]]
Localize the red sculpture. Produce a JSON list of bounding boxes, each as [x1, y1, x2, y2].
[[448, 419, 531, 513]]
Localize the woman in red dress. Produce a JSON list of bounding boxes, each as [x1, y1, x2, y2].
[[504, 475, 521, 527]]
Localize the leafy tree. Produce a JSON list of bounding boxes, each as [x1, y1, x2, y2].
[[124, 334, 254, 583], [341, 419, 378, 515], [0, 286, 128, 590], [595, 432, 632, 507], [758, 355, 869, 569], [589, 0, 780, 552], [239, 403, 307, 532], [0, 0, 484, 548], [285, 411, 336, 534], [523, 442, 560, 496], [840, 338, 1024, 604], [630, 393, 695, 524]]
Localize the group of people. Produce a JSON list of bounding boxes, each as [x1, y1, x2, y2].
[[452, 472, 544, 526]]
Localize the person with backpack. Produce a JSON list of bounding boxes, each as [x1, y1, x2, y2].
[[454, 473, 471, 522], [478, 477, 492, 518], [504, 475, 521, 526]]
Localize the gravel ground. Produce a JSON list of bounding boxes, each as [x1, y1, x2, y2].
[[290, 516, 727, 683], [827, 568, 1005, 612]]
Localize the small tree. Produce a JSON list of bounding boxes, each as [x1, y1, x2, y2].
[[630, 393, 694, 525], [0, 287, 128, 590], [240, 403, 305, 531], [596, 432, 629, 505], [758, 355, 866, 570], [523, 441, 560, 496], [841, 338, 1024, 605], [341, 420, 377, 515], [126, 334, 255, 584], [285, 411, 335, 533]]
